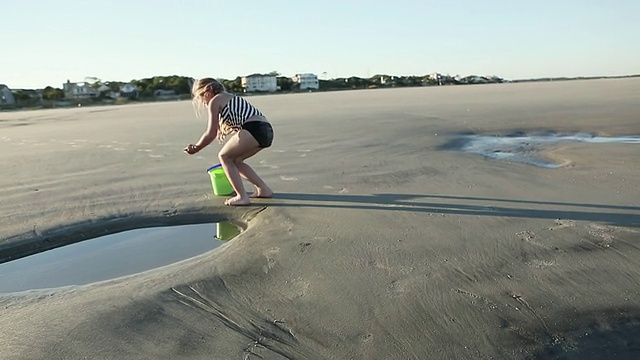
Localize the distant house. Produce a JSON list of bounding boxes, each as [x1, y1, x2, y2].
[[428, 73, 443, 85], [63, 80, 98, 99], [460, 76, 489, 84], [154, 89, 176, 98], [0, 84, 17, 107], [292, 73, 319, 90], [380, 76, 395, 86], [97, 84, 111, 94], [427, 73, 456, 85], [119, 83, 138, 99], [241, 74, 277, 92]]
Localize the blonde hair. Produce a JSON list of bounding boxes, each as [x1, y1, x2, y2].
[[191, 77, 225, 115], [191, 78, 233, 141]]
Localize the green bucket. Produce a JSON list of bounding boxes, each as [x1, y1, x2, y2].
[[207, 164, 234, 196]]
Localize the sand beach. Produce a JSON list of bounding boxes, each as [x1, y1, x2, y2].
[[1, 78, 639, 359]]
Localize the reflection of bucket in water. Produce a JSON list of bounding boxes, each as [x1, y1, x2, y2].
[[216, 222, 241, 240], [207, 164, 234, 196]]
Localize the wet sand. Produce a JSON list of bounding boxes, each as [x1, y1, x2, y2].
[[1, 78, 639, 359]]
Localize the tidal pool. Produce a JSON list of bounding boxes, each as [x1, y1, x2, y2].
[[0, 222, 241, 293], [442, 132, 640, 168]]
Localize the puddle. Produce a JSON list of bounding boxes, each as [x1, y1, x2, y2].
[[0, 222, 241, 294], [442, 132, 640, 168]]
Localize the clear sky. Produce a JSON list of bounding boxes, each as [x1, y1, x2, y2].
[[2, 0, 638, 89]]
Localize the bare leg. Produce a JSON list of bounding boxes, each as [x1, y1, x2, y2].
[[218, 161, 249, 206], [218, 130, 262, 206], [236, 161, 273, 198]]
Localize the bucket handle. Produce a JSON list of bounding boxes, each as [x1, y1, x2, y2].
[[206, 163, 222, 172]]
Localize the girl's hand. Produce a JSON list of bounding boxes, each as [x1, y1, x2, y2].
[[183, 144, 199, 154]]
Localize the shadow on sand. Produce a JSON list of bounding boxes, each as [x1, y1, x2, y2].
[[532, 307, 640, 360], [260, 193, 640, 228]]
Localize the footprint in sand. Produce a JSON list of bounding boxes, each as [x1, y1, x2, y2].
[[453, 288, 500, 311], [360, 334, 373, 343], [262, 247, 280, 273], [258, 160, 280, 169], [549, 219, 576, 230], [148, 154, 164, 158], [387, 279, 408, 298], [566, 223, 631, 253], [280, 176, 298, 181], [284, 278, 310, 299], [516, 231, 555, 250], [587, 224, 617, 248], [299, 242, 312, 253], [113, 148, 126, 151], [163, 209, 178, 217], [137, 149, 153, 152]]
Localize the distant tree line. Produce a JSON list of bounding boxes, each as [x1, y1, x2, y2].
[[19, 73, 506, 103], [42, 87, 64, 100], [8, 72, 640, 111], [132, 75, 192, 97]]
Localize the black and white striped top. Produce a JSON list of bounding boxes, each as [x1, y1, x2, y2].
[[219, 96, 263, 129]]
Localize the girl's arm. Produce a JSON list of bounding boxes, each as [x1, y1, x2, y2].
[[185, 98, 220, 154]]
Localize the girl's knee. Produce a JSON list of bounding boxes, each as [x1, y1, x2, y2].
[[220, 153, 244, 166], [218, 152, 232, 163]]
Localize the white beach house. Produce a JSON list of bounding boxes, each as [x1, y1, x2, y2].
[[119, 83, 139, 99], [241, 74, 277, 92], [292, 73, 319, 90], [63, 80, 98, 99]]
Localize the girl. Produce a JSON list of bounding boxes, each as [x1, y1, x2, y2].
[[184, 78, 274, 206]]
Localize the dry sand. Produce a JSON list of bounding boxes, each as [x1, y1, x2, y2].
[[1, 78, 639, 359]]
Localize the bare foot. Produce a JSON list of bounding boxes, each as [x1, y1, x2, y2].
[[249, 186, 273, 198], [224, 195, 251, 206]]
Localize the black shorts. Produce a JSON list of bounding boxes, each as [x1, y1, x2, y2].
[[242, 121, 274, 148]]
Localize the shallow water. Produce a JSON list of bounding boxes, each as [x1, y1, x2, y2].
[[445, 132, 640, 168], [0, 222, 241, 293]]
